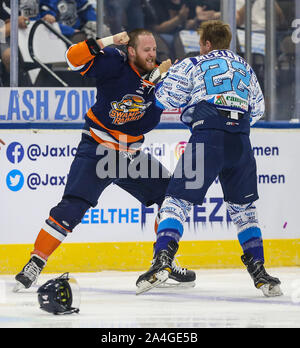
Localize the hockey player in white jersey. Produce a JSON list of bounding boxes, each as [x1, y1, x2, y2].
[[136, 20, 283, 297]]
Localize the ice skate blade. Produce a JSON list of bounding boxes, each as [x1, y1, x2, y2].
[[156, 281, 196, 289], [260, 284, 283, 297], [12, 281, 26, 293], [136, 270, 169, 295]]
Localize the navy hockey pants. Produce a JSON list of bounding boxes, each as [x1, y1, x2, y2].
[[50, 133, 170, 231], [166, 128, 259, 205]]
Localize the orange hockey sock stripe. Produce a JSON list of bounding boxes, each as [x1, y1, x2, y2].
[[31, 228, 62, 261]]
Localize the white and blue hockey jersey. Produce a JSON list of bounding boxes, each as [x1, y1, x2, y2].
[[155, 50, 265, 134]]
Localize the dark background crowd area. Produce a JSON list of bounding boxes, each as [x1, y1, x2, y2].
[[0, 0, 297, 119]]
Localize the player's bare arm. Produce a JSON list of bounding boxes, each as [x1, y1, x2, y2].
[[97, 32, 130, 49], [66, 31, 130, 70]]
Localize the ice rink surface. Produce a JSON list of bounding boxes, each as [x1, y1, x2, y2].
[[1, 268, 300, 328]]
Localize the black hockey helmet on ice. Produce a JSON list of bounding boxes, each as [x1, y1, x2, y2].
[[37, 272, 80, 315]]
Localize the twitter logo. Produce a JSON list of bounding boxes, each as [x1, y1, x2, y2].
[[6, 170, 24, 191]]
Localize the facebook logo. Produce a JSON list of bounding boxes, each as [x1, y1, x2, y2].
[[6, 142, 24, 164]]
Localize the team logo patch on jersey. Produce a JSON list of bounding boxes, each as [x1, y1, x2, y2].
[[109, 95, 152, 125], [214, 94, 248, 111], [215, 95, 228, 106]]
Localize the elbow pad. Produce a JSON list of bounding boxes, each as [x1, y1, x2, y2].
[[85, 38, 102, 56]]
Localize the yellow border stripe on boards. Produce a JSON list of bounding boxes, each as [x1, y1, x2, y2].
[[0, 239, 299, 274]]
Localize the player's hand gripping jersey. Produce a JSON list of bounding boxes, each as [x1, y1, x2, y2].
[[155, 50, 265, 134], [66, 40, 163, 152]]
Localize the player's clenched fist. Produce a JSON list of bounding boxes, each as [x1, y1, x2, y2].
[[113, 32, 130, 46], [158, 59, 172, 75], [98, 31, 129, 48]]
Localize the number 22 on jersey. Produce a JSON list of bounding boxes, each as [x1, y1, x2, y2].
[[200, 58, 251, 99]]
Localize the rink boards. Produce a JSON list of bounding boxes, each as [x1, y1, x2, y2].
[[0, 126, 299, 273]]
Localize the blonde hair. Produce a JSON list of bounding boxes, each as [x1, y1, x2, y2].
[[197, 20, 232, 50]]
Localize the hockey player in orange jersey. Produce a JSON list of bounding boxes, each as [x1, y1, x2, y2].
[[14, 30, 196, 292]]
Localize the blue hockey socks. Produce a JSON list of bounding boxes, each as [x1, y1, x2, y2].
[[238, 227, 264, 263], [155, 218, 183, 255]]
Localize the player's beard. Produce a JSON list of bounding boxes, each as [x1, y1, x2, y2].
[[134, 54, 156, 74]]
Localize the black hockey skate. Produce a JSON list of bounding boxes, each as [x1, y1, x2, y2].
[[167, 260, 196, 287], [241, 253, 283, 297], [150, 243, 196, 289], [14, 255, 46, 292], [136, 240, 188, 294]]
